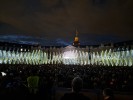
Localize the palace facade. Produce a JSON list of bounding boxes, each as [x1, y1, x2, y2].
[[0, 31, 133, 66]]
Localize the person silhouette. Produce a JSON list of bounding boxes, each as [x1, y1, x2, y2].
[[61, 76, 90, 100], [27, 69, 39, 94]]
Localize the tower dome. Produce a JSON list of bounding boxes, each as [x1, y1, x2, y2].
[[73, 29, 80, 47]]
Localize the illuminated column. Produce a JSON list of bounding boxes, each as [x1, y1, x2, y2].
[[110, 49, 114, 66], [32, 51, 35, 65], [119, 50, 122, 66], [90, 52, 94, 65], [0, 50, 2, 64], [27, 52, 31, 64], [40, 50, 43, 64], [58, 51, 61, 64], [23, 52, 26, 64], [123, 50, 127, 66], [79, 51, 82, 65], [2, 50, 6, 64], [128, 50, 132, 66], [130, 49, 133, 66], [120, 49, 124, 66], [30, 50, 34, 65], [88, 52, 91, 65], [96, 52, 100, 65], [100, 51, 104, 66], [42, 51, 46, 64]]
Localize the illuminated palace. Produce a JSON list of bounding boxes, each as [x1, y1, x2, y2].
[[0, 31, 133, 66]]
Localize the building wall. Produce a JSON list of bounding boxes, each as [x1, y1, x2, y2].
[[0, 42, 133, 66]]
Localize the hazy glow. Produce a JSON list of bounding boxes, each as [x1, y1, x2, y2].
[[63, 51, 77, 59], [63, 51, 78, 65]]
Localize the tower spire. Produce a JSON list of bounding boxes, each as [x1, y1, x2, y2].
[[73, 29, 80, 47], [76, 28, 78, 37]]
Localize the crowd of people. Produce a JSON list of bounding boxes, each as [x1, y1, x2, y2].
[[0, 64, 133, 99]]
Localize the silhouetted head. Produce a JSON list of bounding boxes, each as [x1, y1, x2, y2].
[[72, 77, 83, 93]]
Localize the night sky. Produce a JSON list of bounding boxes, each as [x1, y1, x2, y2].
[[0, 0, 133, 46]]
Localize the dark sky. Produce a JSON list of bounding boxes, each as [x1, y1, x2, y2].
[[0, 0, 133, 46]]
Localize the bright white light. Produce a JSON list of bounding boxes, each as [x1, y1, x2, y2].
[[1, 72, 6, 76], [63, 51, 79, 65], [63, 51, 77, 59]]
